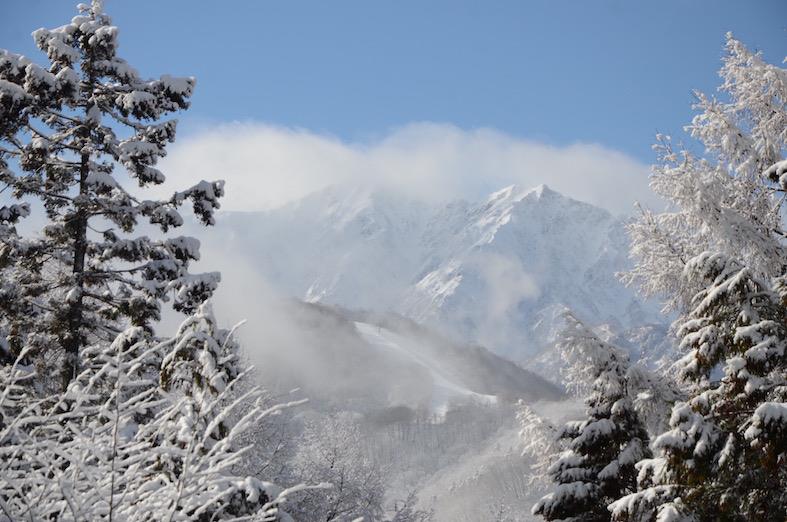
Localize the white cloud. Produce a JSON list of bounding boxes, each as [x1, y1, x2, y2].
[[473, 252, 541, 320], [157, 122, 659, 215]]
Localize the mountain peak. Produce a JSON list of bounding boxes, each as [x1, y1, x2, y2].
[[484, 185, 524, 208], [529, 183, 554, 198], [483, 183, 562, 211]]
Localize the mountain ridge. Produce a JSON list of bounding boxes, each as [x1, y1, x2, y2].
[[204, 182, 666, 364]]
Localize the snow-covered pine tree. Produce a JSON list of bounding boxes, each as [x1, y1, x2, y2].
[[160, 302, 242, 438], [148, 304, 310, 519], [613, 34, 787, 522], [133, 315, 307, 521], [0, 0, 222, 389], [0, 327, 169, 520], [533, 314, 650, 522], [0, 324, 304, 521], [610, 253, 787, 522], [0, 3, 318, 520], [622, 34, 787, 312]]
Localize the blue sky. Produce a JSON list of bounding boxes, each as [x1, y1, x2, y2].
[[2, 1, 785, 215], [3, 1, 784, 163]]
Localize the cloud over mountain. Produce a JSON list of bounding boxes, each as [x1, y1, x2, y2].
[[157, 122, 660, 215]]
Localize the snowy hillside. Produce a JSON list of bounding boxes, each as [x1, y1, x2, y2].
[[241, 300, 562, 414], [355, 322, 497, 416], [205, 183, 666, 365]]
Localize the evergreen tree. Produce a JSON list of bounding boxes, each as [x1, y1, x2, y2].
[[615, 35, 787, 522], [533, 314, 650, 521], [622, 34, 787, 312], [159, 302, 242, 439], [610, 253, 787, 521], [0, 0, 222, 388], [0, 3, 315, 520]]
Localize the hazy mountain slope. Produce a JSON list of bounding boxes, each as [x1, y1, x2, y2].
[[350, 310, 564, 402], [248, 300, 562, 413], [355, 322, 498, 416]]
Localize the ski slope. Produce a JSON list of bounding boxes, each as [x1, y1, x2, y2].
[[354, 321, 497, 416]]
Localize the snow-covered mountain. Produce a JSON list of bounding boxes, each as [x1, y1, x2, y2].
[[205, 183, 666, 364]]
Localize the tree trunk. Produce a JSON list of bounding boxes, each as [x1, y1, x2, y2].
[[61, 149, 89, 389]]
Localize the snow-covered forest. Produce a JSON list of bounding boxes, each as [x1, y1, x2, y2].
[[0, 1, 785, 521]]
